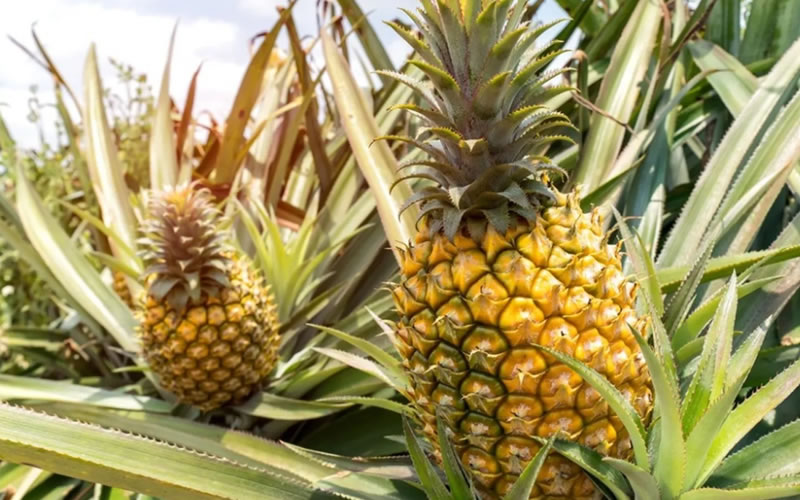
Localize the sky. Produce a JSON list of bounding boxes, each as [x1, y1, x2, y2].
[[0, 0, 568, 149]]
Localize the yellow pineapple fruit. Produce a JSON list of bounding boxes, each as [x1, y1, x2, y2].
[[383, 1, 654, 497], [112, 270, 134, 308], [136, 185, 279, 411]]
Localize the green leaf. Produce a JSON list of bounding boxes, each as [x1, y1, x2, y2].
[[658, 38, 800, 267], [234, 392, 350, 420], [213, 5, 293, 184], [630, 327, 685, 498], [322, 30, 417, 265], [683, 313, 769, 491], [697, 357, 800, 485], [681, 274, 737, 435], [82, 44, 138, 266], [0, 376, 170, 413], [403, 417, 451, 500], [149, 23, 178, 190], [47, 403, 416, 499], [663, 231, 717, 338], [680, 479, 800, 500], [282, 442, 415, 481], [436, 415, 471, 500], [0, 403, 321, 500], [613, 208, 663, 315], [672, 277, 779, 352], [573, 0, 662, 190], [502, 434, 555, 500], [657, 246, 800, 294], [604, 458, 659, 499], [313, 348, 406, 393], [311, 324, 405, 381], [710, 420, 800, 487], [542, 439, 631, 500], [688, 40, 756, 116], [532, 345, 649, 470], [15, 163, 138, 353]]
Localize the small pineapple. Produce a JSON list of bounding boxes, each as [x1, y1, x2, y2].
[[384, 1, 654, 498], [136, 186, 279, 411], [112, 270, 134, 308]]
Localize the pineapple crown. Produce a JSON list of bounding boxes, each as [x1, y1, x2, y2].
[[383, 0, 575, 239], [139, 184, 231, 311]]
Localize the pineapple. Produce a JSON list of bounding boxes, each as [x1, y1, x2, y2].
[[113, 270, 134, 308], [136, 185, 279, 411], [384, 1, 654, 497]]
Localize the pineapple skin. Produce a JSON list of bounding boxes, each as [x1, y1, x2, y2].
[[113, 270, 133, 309], [392, 191, 654, 499], [137, 254, 279, 411]]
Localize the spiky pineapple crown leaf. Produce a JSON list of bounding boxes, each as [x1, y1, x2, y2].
[[139, 184, 230, 311], [384, 0, 576, 238]]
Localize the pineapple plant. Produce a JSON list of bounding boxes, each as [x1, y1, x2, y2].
[[381, 1, 652, 497], [136, 185, 279, 411]]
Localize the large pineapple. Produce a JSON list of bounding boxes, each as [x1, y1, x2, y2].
[[136, 186, 279, 411], [385, 1, 654, 498]]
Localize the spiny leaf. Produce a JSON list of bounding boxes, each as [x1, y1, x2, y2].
[[436, 415, 471, 500], [532, 345, 649, 470], [403, 417, 451, 500], [502, 434, 555, 500]]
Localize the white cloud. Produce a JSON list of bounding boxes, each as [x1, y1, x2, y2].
[[237, 0, 281, 18], [0, 0, 249, 148], [0, 0, 570, 150]]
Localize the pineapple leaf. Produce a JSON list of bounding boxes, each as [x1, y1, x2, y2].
[[45, 403, 418, 499], [603, 458, 659, 499], [710, 420, 800, 488], [612, 207, 664, 316], [324, 30, 417, 264], [214, 4, 292, 184], [658, 37, 800, 267], [681, 274, 737, 436], [656, 245, 800, 294], [410, 60, 464, 114], [149, 22, 178, 190], [532, 344, 649, 470], [684, 316, 770, 490], [536, 438, 631, 500], [403, 417, 452, 500], [473, 71, 512, 119], [663, 229, 718, 338], [697, 357, 800, 485], [436, 415, 472, 500], [317, 396, 411, 415], [313, 348, 406, 393], [82, 44, 139, 269], [0, 375, 171, 413], [310, 324, 404, 380], [468, 1, 499, 82], [435, 0, 468, 82], [281, 442, 416, 481], [572, 0, 662, 190], [234, 392, 350, 420], [502, 434, 555, 500], [688, 40, 757, 117], [672, 276, 779, 354], [15, 163, 138, 353], [58, 200, 140, 270], [0, 403, 320, 499], [630, 326, 685, 498], [725, 315, 772, 392], [680, 479, 800, 500], [386, 21, 441, 68]]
